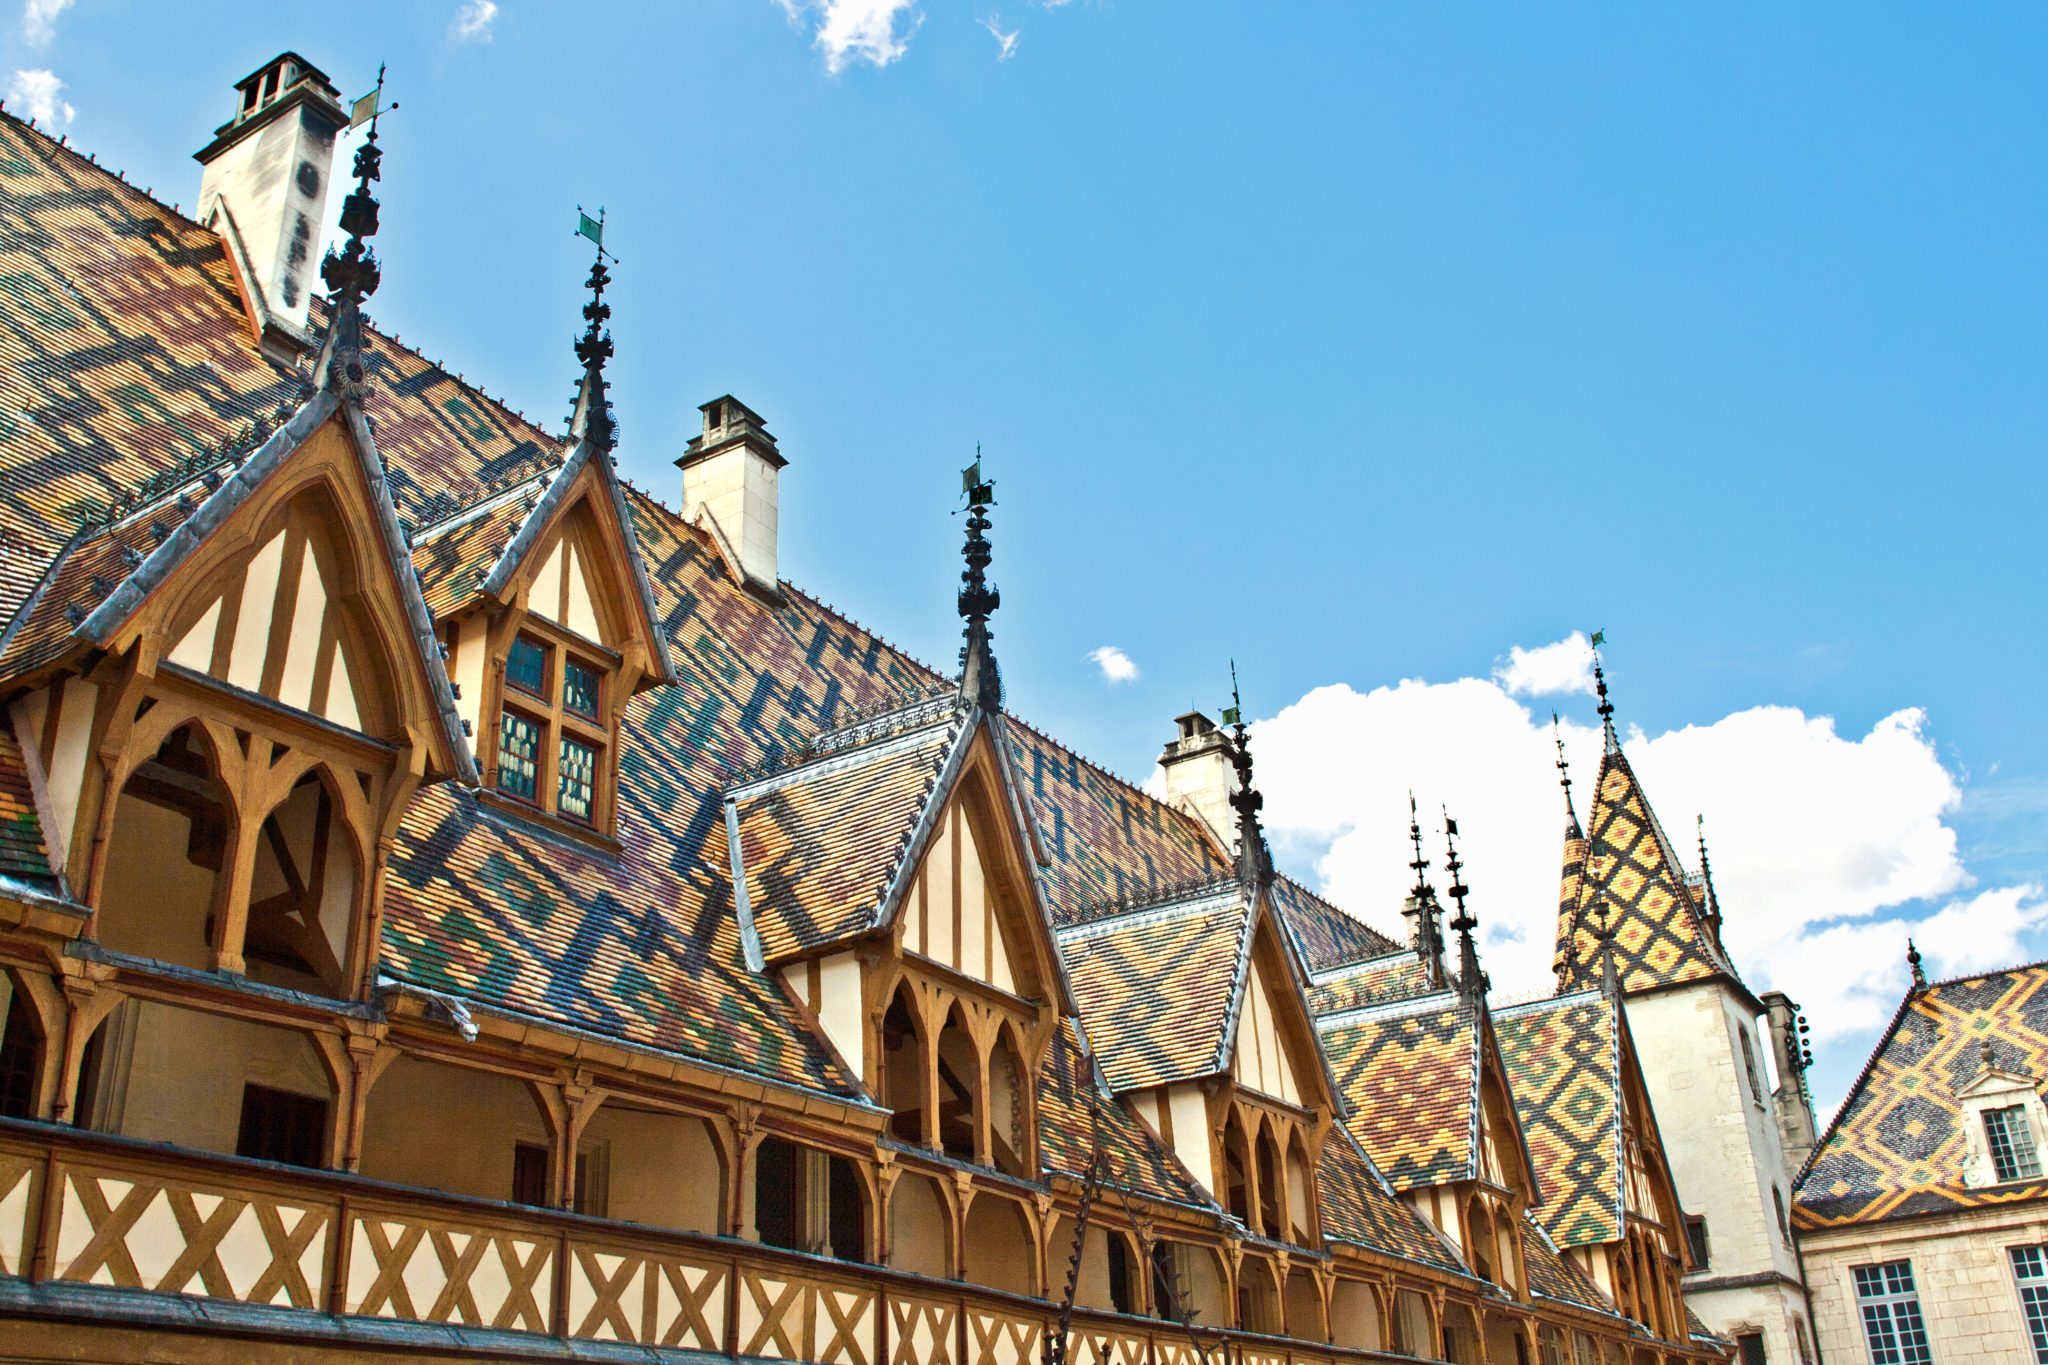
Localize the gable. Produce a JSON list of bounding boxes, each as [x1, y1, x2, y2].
[[1235, 949, 1304, 1105], [523, 499, 616, 648], [101, 414, 450, 760], [900, 783, 1018, 994]]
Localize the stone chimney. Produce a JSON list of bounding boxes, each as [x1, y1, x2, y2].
[[678, 396, 785, 602], [1760, 990, 1819, 1179], [194, 53, 346, 362], [1159, 711, 1238, 855]]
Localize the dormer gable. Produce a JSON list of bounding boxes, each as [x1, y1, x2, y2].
[[76, 397, 467, 782], [1231, 912, 1325, 1113]]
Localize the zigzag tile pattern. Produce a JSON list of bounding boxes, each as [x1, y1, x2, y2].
[[1797, 963, 2048, 1228], [1271, 876, 1401, 973], [1321, 996, 1477, 1191], [730, 717, 960, 960], [1056, 893, 1250, 1093], [1556, 750, 1728, 995], [1494, 993, 1623, 1247], [1315, 1131, 1462, 1271], [410, 492, 545, 618]]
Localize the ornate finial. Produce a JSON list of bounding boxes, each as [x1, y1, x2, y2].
[[1591, 900, 1620, 998], [1592, 638, 1619, 755], [1401, 794, 1446, 988], [1907, 938, 1926, 991], [1224, 663, 1272, 892], [1981, 1038, 1997, 1070], [1696, 814, 1724, 943], [318, 64, 397, 398], [1553, 712, 1581, 839], [1444, 811, 1486, 1002], [566, 207, 617, 452], [957, 454, 1002, 712]]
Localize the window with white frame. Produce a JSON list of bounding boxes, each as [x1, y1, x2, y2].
[[1986, 1105, 2044, 1183], [1853, 1260, 1933, 1365], [2011, 1246, 2048, 1364]]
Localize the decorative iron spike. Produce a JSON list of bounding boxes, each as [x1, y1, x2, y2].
[[1907, 938, 1926, 991], [1443, 811, 1486, 1001], [1594, 651, 1619, 755], [956, 458, 1003, 712], [1223, 662, 1272, 892], [1553, 712, 1581, 839]]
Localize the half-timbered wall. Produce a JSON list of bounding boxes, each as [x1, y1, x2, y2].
[[1234, 954, 1302, 1105], [900, 797, 1016, 993]]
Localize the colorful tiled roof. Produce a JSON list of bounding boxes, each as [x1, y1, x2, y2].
[[1307, 951, 1436, 1017], [728, 701, 965, 961], [410, 486, 548, 618], [1555, 747, 1735, 996], [1056, 886, 1251, 1093], [0, 723, 53, 887], [1316, 1128, 1464, 1271], [1271, 875, 1402, 973], [1038, 1018, 1209, 1209], [1522, 1218, 1617, 1317], [1319, 992, 1479, 1191], [1797, 962, 2048, 1229], [1495, 991, 1624, 1247]]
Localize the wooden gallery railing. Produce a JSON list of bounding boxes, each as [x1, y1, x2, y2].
[[0, 1121, 1409, 1365]]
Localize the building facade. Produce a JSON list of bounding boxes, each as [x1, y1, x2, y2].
[[0, 50, 1730, 1365], [1550, 683, 1820, 1365], [1796, 955, 2048, 1365]]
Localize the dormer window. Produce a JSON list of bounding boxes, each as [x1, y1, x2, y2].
[[1985, 1105, 2043, 1182], [489, 627, 612, 830]]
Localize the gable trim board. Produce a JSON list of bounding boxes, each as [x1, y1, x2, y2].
[[70, 391, 476, 785], [476, 433, 676, 685]]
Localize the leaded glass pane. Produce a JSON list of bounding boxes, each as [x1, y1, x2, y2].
[[564, 658, 600, 718], [559, 737, 596, 823], [507, 635, 549, 698], [498, 711, 540, 799]]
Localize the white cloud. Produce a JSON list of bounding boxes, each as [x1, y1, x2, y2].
[[1493, 631, 1596, 698], [776, 0, 922, 72], [979, 15, 1019, 61], [450, 0, 498, 42], [1089, 646, 1139, 685], [20, 0, 72, 49], [8, 68, 72, 124], [1236, 660, 2003, 1112]]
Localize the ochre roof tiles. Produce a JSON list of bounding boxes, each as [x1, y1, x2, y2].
[[1495, 991, 1624, 1247], [1320, 994, 1478, 1191]]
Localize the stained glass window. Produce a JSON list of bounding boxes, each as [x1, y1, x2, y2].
[[498, 710, 541, 799], [564, 658, 600, 718], [558, 737, 596, 823], [507, 635, 549, 698]]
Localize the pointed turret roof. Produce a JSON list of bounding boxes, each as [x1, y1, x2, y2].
[[1553, 670, 1739, 998]]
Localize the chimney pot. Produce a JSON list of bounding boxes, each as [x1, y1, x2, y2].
[[1158, 710, 1238, 855]]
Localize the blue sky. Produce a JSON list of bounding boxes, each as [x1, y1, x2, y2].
[[9, 1, 2047, 1117]]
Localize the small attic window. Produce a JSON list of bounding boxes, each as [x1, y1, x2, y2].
[[242, 83, 259, 112], [262, 65, 280, 101]]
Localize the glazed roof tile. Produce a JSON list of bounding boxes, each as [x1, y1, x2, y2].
[[1038, 1018, 1209, 1209], [1315, 1128, 1465, 1271], [1055, 887, 1251, 1093], [728, 705, 964, 960], [1522, 1218, 1617, 1317], [1797, 961, 2048, 1229], [410, 488, 545, 618], [1307, 951, 1436, 1017], [1319, 993, 1479, 1191], [1271, 875, 1403, 974], [1495, 992, 1624, 1247], [0, 723, 53, 886], [1555, 748, 1735, 996]]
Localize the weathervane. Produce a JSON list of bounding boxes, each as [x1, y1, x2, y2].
[[957, 452, 1002, 712], [567, 208, 617, 451], [318, 63, 398, 397]]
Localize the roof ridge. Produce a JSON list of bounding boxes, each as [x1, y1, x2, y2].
[[0, 103, 217, 236]]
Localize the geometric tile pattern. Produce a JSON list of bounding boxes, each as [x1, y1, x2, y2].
[[1319, 994, 1479, 1192], [1522, 1217, 1619, 1317], [1494, 992, 1624, 1248], [1036, 1019, 1207, 1207], [1271, 876, 1402, 974], [1314, 1128, 1464, 1271], [1307, 952, 1435, 1017], [1555, 748, 1732, 995], [1797, 962, 2048, 1229], [729, 711, 962, 960], [1054, 889, 1251, 1093], [0, 722, 53, 885]]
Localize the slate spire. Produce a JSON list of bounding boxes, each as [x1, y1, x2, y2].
[[566, 210, 617, 453], [957, 457, 1002, 712], [316, 64, 390, 400], [1224, 663, 1273, 892], [1444, 812, 1486, 1003]]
